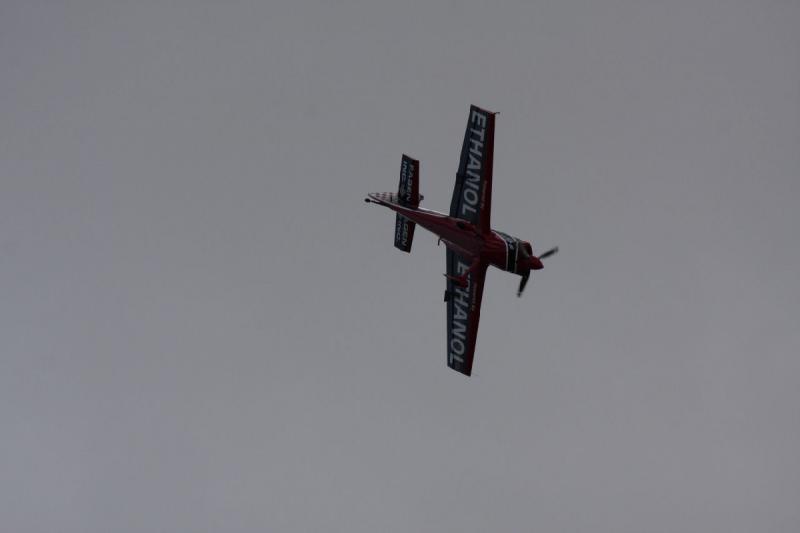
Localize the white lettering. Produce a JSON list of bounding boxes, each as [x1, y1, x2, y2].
[[449, 260, 473, 365], [395, 218, 410, 247], [454, 289, 470, 313], [452, 319, 467, 340], [463, 188, 478, 207], [469, 137, 483, 155], [450, 338, 465, 360], [460, 111, 487, 223], [400, 160, 416, 204], [470, 109, 487, 128], [453, 299, 468, 320], [464, 172, 481, 191], [467, 153, 481, 171]]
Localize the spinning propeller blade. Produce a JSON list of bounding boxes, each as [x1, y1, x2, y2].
[[518, 246, 558, 298], [538, 246, 559, 260], [517, 271, 530, 297]]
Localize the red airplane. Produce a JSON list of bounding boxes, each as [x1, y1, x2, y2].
[[365, 105, 558, 376]]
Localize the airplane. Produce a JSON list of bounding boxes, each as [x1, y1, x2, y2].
[[364, 105, 558, 376]]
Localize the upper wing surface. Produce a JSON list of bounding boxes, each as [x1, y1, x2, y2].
[[445, 250, 487, 376], [449, 105, 495, 233]]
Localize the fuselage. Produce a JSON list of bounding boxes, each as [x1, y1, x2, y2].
[[367, 193, 541, 274]]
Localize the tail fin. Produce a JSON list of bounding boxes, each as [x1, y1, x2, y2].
[[394, 155, 420, 252]]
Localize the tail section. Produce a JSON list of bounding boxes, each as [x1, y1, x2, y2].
[[394, 155, 420, 253]]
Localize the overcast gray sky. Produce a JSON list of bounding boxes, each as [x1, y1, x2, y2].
[[2, 1, 799, 531]]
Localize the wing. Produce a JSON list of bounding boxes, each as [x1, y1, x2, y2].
[[445, 249, 488, 376], [449, 105, 496, 234]]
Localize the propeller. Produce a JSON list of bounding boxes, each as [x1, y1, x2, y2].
[[538, 246, 559, 260], [517, 246, 558, 297], [517, 271, 530, 297]]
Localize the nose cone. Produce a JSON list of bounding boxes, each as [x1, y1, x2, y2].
[[530, 256, 544, 271]]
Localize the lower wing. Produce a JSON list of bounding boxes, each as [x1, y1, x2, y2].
[[444, 249, 487, 376]]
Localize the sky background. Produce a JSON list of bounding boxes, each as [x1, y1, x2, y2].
[[2, 1, 799, 531]]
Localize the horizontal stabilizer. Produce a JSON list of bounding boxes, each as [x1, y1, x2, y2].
[[394, 214, 415, 252], [393, 155, 420, 252], [398, 154, 420, 207]]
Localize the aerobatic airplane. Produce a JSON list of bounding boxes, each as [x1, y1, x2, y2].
[[365, 105, 558, 376]]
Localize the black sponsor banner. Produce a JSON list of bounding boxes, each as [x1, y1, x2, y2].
[[394, 214, 415, 253], [450, 105, 490, 225], [446, 249, 474, 374], [398, 155, 419, 207]]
